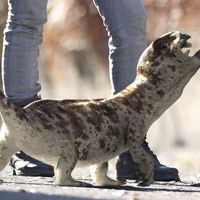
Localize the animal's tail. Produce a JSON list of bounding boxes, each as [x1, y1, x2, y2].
[[0, 90, 28, 124], [0, 90, 12, 110]]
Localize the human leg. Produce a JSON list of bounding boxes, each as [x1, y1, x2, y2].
[[2, 0, 54, 176], [93, 0, 179, 181], [2, 0, 47, 106], [93, 0, 146, 94]]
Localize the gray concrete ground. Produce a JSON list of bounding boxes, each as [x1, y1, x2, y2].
[[0, 165, 200, 200]]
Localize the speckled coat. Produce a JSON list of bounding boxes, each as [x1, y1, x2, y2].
[[0, 31, 199, 187]]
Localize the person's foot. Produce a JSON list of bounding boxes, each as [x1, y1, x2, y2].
[[10, 151, 54, 177], [116, 141, 180, 182]]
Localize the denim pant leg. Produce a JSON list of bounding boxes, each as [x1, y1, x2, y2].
[[1, 0, 48, 106], [93, 0, 147, 94]]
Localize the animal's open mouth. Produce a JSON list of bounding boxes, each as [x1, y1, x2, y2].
[[179, 35, 192, 56]]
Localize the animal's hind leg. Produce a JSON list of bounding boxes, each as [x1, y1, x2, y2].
[[0, 146, 14, 172], [55, 154, 91, 187], [0, 141, 17, 183], [90, 162, 125, 186], [0, 128, 17, 173]]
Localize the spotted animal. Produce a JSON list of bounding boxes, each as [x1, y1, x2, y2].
[[0, 31, 199, 187]]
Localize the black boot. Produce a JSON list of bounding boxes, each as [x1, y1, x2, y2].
[[10, 151, 54, 177], [116, 140, 180, 182], [9, 96, 54, 177]]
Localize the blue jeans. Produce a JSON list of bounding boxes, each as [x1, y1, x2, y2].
[[2, 0, 146, 105]]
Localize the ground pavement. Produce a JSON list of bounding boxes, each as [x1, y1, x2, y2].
[[0, 164, 200, 200]]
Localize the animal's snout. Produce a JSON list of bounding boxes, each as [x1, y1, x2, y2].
[[179, 33, 191, 48], [170, 32, 191, 48]]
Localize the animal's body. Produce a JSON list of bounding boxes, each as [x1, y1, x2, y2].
[[0, 31, 199, 187]]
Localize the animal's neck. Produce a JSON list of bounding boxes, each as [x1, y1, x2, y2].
[[114, 75, 174, 126]]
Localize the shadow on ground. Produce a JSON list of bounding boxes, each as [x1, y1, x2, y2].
[[2, 180, 200, 193], [0, 190, 106, 200]]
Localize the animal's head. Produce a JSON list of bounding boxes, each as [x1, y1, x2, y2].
[[137, 31, 200, 89]]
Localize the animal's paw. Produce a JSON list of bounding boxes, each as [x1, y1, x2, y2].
[[56, 179, 92, 187], [95, 177, 126, 187], [137, 169, 154, 187], [138, 178, 153, 187], [76, 181, 93, 187], [117, 178, 127, 185]]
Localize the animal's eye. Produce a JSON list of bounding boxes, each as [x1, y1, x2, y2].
[[158, 43, 168, 49]]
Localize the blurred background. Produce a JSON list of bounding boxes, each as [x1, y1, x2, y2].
[[0, 0, 200, 182]]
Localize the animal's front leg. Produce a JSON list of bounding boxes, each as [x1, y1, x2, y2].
[[128, 143, 154, 186], [90, 162, 125, 186]]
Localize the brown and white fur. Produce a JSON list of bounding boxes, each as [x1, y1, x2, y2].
[[0, 31, 199, 187]]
